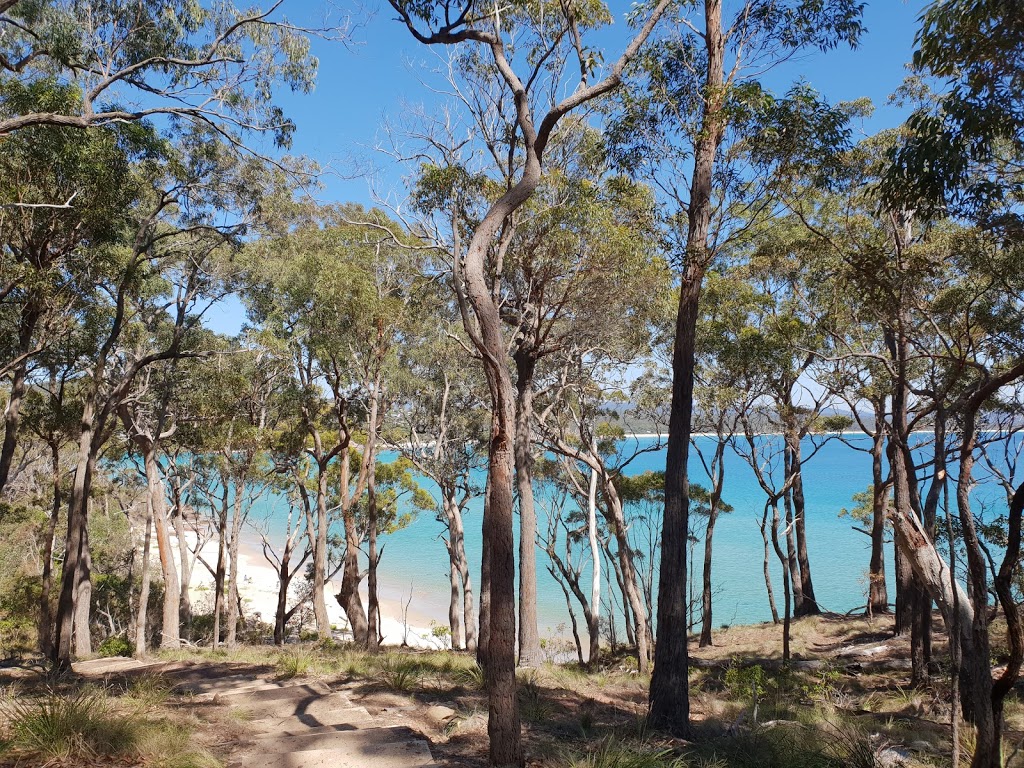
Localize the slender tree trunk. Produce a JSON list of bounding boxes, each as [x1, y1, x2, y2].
[[367, 439, 381, 652], [312, 461, 332, 638], [135, 502, 153, 656], [0, 305, 40, 497], [225, 481, 244, 647], [478, 470, 492, 669], [337, 448, 369, 645], [868, 409, 889, 614], [587, 466, 601, 665], [650, 0, 725, 734], [782, 469, 803, 613], [790, 436, 818, 616], [74, 524, 93, 657], [52, 401, 96, 669], [274, 546, 292, 646], [699, 508, 718, 647], [514, 354, 542, 666], [760, 507, 780, 623], [144, 448, 179, 649], [170, 480, 193, 636], [38, 442, 61, 657], [770, 503, 791, 662], [455, 512, 477, 653], [212, 481, 228, 649], [605, 484, 650, 671]]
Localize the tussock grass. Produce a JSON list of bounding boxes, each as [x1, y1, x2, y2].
[[0, 686, 222, 767], [2, 687, 141, 760], [562, 737, 686, 768], [274, 649, 313, 680]]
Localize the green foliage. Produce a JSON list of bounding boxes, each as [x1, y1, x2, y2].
[[97, 634, 132, 658], [562, 737, 686, 768], [723, 662, 768, 701], [275, 650, 312, 680], [3, 688, 140, 761], [376, 656, 423, 691]]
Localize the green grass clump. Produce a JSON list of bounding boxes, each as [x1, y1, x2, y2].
[[562, 737, 686, 768], [3, 688, 141, 760], [376, 656, 423, 691], [275, 650, 312, 680]]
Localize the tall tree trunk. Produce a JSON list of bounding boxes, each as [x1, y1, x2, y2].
[[74, 524, 93, 657], [478, 470, 492, 669], [338, 450, 369, 645], [135, 502, 153, 656], [0, 305, 41, 497], [650, 0, 725, 735], [52, 401, 96, 669], [225, 480, 245, 647], [605, 481, 650, 671], [144, 448, 179, 649], [455, 510, 477, 653], [760, 507, 780, 623], [274, 545, 292, 647], [770, 503, 791, 662], [366, 433, 381, 652], [212, 480, 229, 649], [782, 468, 804, 614], [312, 461, 332, 639], [790, 435, 818, 616], [868, 402, 889, 615], [699, 505, 718, 647], [170, 477, 193, 635], [587, 465, 601, 665], [514, 354, 542, 666], [38, 442, 61, 657]]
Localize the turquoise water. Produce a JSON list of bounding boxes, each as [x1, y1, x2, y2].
[[245, 434, 1015, 634]]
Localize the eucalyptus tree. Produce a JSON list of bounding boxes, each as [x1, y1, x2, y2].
[[606, 0, 864, 730], [0, 93, 153, 500], [50, 135, 268, 669], [242, 205, 418, 646], [392, 310, 489, 652], [389, 4, 676, 760], [0, 0, 324, 139]]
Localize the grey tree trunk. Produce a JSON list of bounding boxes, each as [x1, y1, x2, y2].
[[514, 354, 542, 666], [134, 503, 153, 656], [226, 482, 245, 647], [144, 448, 179, 649], [649, 0, 725, 735]]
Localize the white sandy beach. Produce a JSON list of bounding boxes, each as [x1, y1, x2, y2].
[[170, 530, 452, 650]]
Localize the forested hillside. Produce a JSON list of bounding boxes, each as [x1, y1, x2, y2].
[[1, 1, 1023, 767]]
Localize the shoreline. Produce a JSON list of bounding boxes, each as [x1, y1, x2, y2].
[[171, 531, 452, 650]]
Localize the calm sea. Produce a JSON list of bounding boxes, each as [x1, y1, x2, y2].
[[245, 434, 1016, 635]]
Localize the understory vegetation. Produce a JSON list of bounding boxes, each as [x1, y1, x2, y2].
[[2, 0, 1024, 766]]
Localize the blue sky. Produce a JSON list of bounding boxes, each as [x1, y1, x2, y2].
[[208, 0, 929, 335]]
